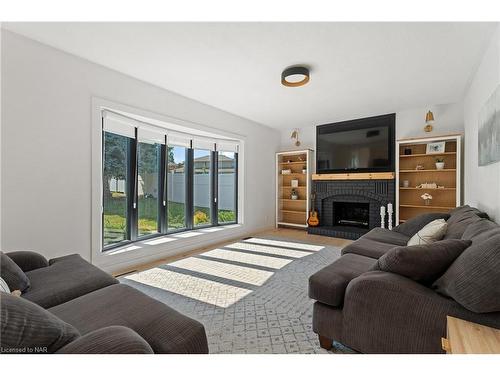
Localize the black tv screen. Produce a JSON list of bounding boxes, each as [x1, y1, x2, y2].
[[316, 114, 395, 173]]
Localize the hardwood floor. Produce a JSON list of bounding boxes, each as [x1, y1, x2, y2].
[[261, 227, 352, 247], [112, 227, 351, 277]]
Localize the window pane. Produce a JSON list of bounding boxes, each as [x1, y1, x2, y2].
[[103, 132, 129, 247], [218, 151, 237, 223], [137, 141, 161, 237], [167, 146, 187, 231], [193, 149, 212, 227]]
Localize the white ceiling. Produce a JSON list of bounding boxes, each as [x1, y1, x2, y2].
[[3, 22, 497, 129]]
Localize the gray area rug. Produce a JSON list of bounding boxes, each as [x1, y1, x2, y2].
[[120, 235, 354, 354]]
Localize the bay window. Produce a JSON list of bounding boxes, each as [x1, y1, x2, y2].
[[101, 110, 240, 250]]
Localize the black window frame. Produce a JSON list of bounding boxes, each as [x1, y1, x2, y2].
[[102, 125, 239, 251]]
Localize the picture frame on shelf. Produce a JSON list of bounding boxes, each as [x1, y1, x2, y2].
[[426, 141, 446, 154]]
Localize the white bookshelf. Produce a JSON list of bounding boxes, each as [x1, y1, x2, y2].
[[276, 150, 313, 228], [396, 134, 462, 224]]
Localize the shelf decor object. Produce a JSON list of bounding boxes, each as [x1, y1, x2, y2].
[[396, 134, 462, 224], [276, 149, 313, 228]]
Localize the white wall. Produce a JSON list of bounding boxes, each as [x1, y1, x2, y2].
[[0, 25, 2, 249], [464, 26, 500, 221], [279, 102, 464, 151], [1, 30, 280, 270]]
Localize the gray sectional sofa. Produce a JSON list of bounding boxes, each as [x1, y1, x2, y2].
[[309, 205, 500, 353], [1, 252, 208, 354]]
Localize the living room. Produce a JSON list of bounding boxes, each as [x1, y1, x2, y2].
[[1, 1, 499, 373]]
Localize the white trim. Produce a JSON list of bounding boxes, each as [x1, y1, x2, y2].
[[91, 97, 246, 267], [103, 108, 241, 146], [276, 222, 307, 228]]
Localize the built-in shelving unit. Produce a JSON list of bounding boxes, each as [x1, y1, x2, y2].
[[276, 150, 313, 228], [396, 134, 462, 224]]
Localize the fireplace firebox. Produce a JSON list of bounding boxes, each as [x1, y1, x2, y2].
[[334, 202, 370, 229]]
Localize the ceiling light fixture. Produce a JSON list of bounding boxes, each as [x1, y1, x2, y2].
[[281, 66, 310, 87]]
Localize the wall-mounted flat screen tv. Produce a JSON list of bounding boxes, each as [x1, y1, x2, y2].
[[316, 114, 395, 173]]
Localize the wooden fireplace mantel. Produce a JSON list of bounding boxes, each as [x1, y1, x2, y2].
[[312, 172, 395, 181]]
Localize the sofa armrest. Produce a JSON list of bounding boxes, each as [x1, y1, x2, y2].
[[57, 326, 153, 354], [6, 251, 49, 272], [340, 271, 500, 353]]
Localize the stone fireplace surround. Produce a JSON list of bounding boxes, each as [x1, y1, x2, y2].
[[308, 179, 395, 240]]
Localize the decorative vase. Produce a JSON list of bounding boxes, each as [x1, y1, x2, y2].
[[425, 199, 431, 206], [435, 162, 445, 170], [403, 180, 410, 188]]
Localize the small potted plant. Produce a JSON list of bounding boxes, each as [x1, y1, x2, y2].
[[435, 157, 445, 170], [421, 192, 433, 206]]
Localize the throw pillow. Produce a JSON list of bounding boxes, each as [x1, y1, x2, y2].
[[407, 219, 447, 246], [0, 292, 80, 353], [0, 251, 30, 292], [372, 239, 471, 284], [0, 277, 10, 293], [433, 234, 500, 313]]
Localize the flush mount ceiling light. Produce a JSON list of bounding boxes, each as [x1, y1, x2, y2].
[[281, 66, 310, 87]]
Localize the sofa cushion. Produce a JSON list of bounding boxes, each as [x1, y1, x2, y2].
[[433, 234, 500, 313], [49, 284, 209, 354], [341, 237, 398, 259], [309, 253, 376, 307], [22, 254, 118, 308], [56, 326, 154, 354], [449, 205, 488, 219], [372, 239, 471, 285], [444, 211, 484, 240], [0, 251, 30, 292], [393, 213, 450, 238], [0, 291, 80, 353], [461, 218, 500, 243], [361, 228, 410, 246], [407, 219, 447, 246], [5, 251, 49, 272]]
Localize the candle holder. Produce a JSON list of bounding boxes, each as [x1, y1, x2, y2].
[[380, 206, 386, 229], [387, 203, 393, 230]]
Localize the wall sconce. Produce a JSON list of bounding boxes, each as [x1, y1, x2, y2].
[[424, 110, 435, 132], [291, 129, 301, 147]]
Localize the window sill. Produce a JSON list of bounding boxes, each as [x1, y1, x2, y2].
[[94, 223, 243, 272]]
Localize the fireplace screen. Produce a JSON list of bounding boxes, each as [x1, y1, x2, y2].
[[333, 202, 369, 228]]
